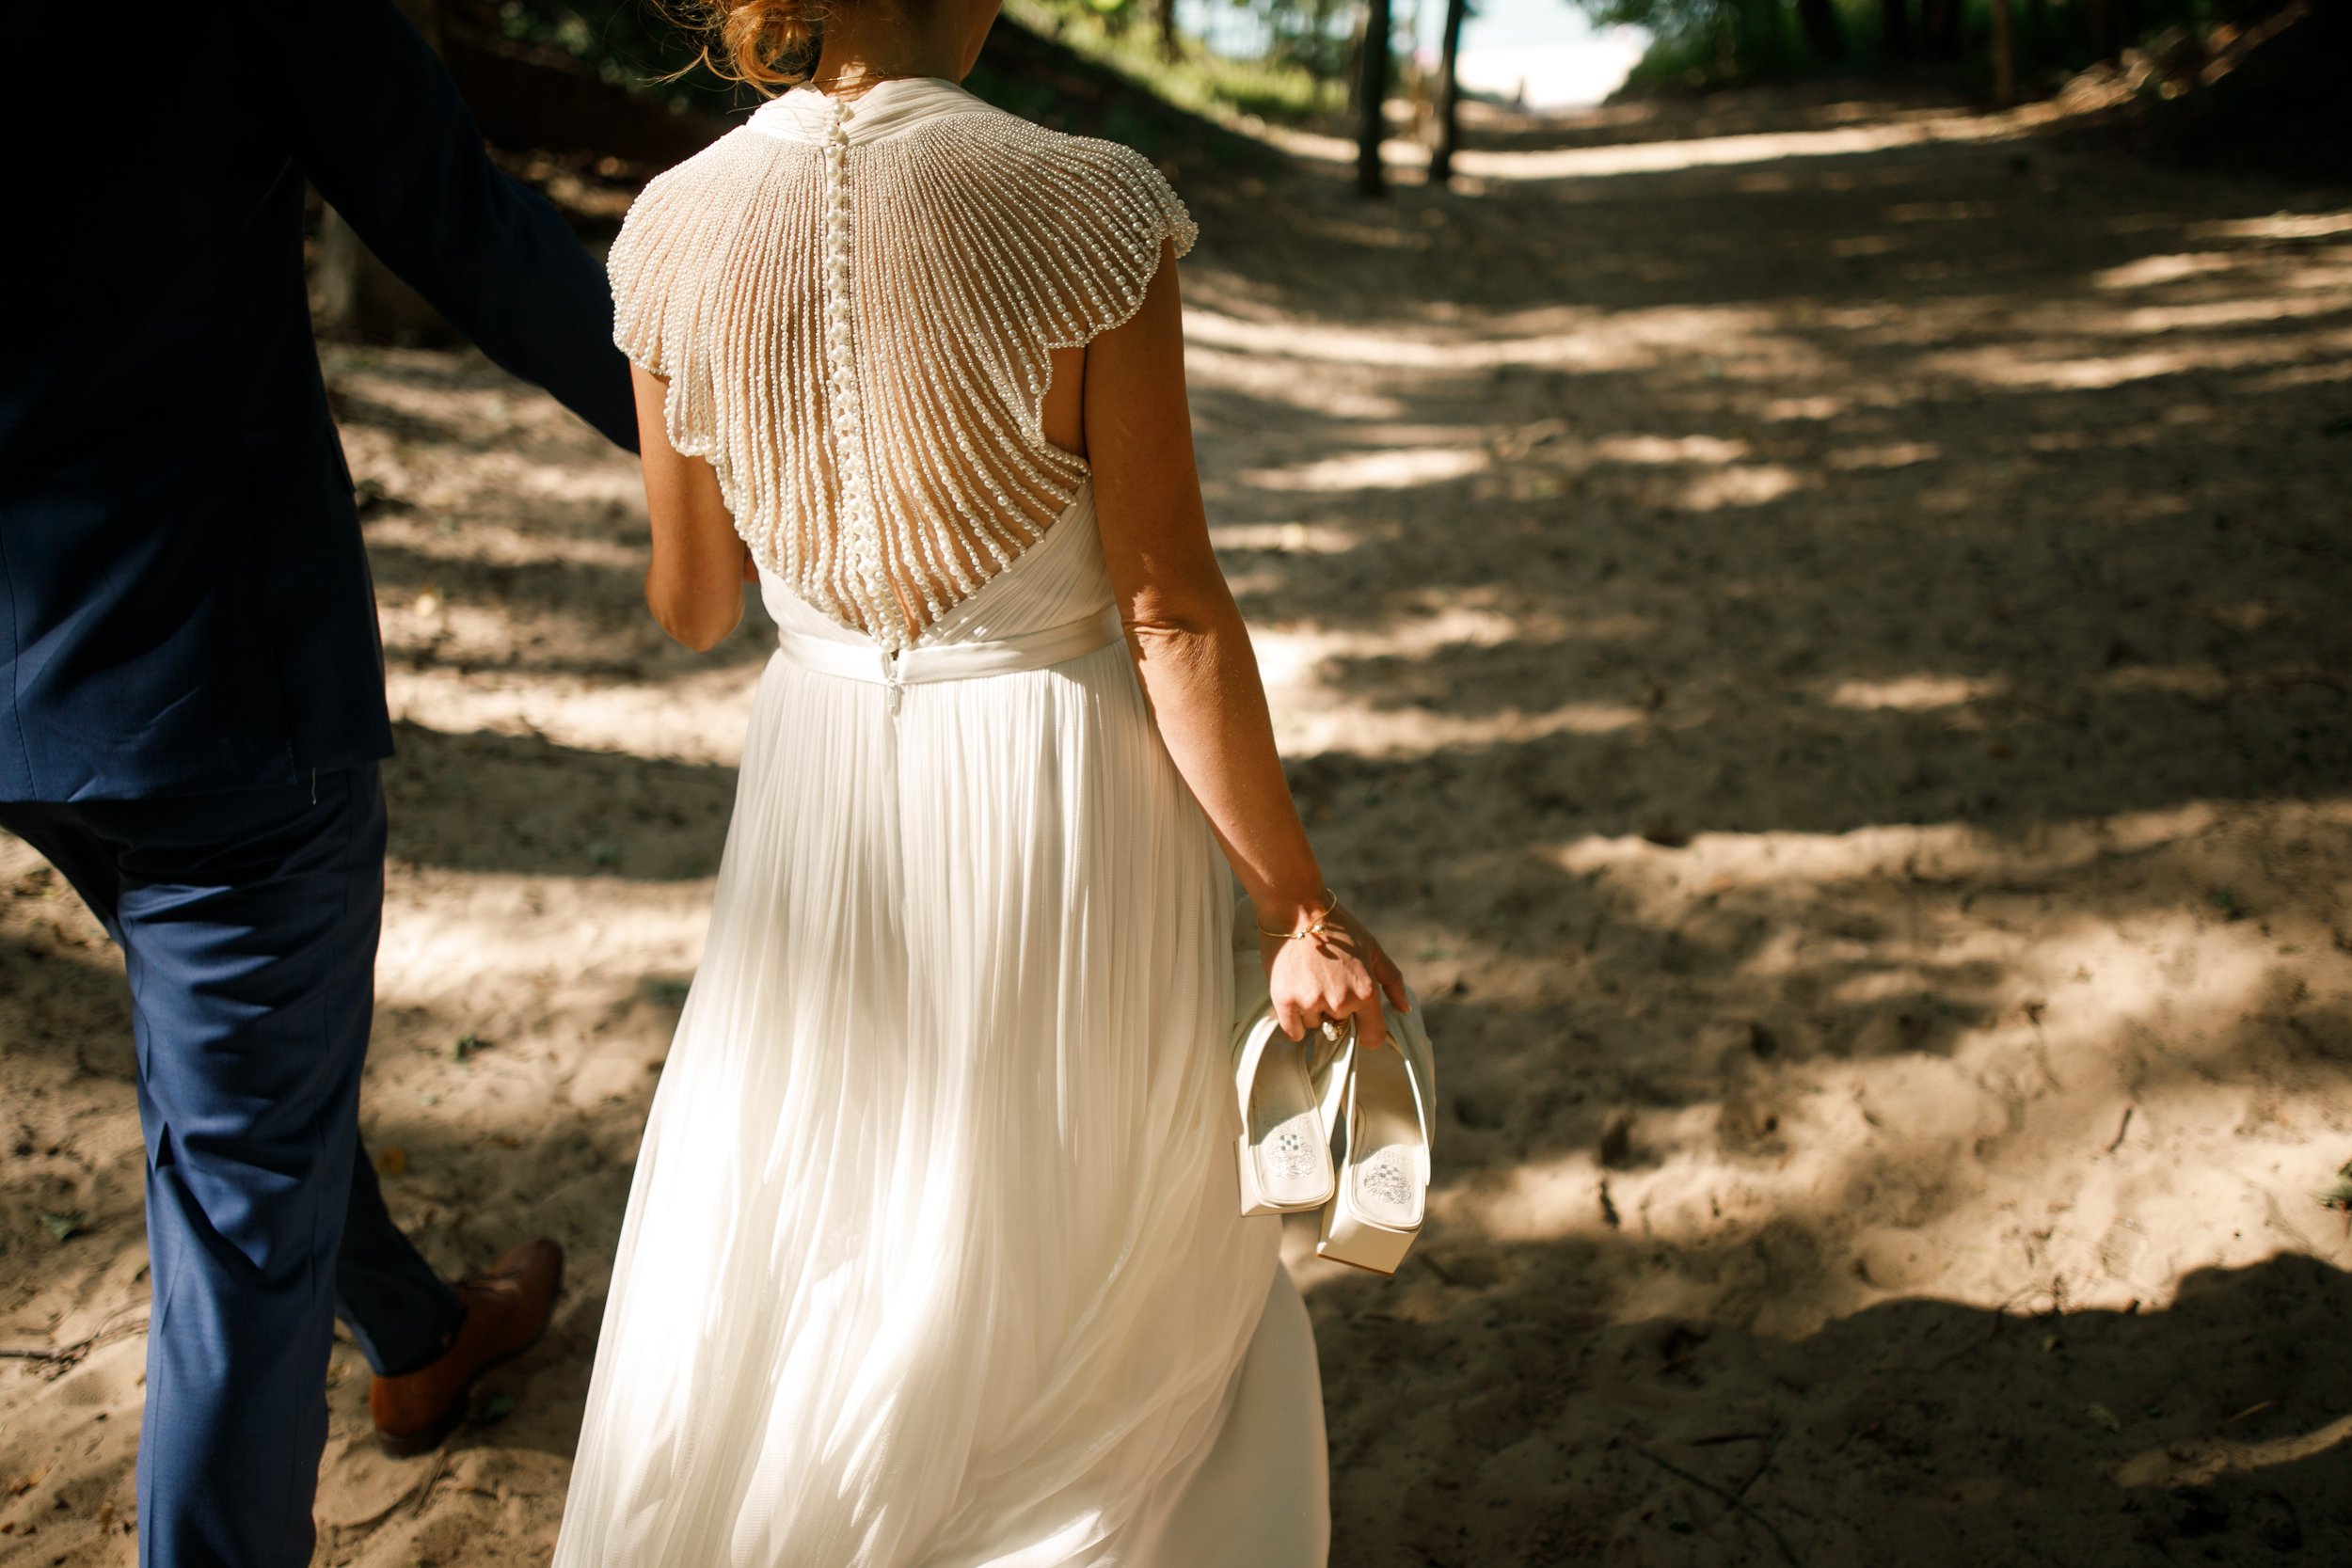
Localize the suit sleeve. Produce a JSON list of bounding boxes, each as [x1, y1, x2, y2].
[[229, 0, 640, 451]]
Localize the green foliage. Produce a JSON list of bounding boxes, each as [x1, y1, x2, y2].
[[486, 0, 1343, 126], [486, 0, 750, 115], [1596, 0, 2221, 95], [1000, 0, 1343, 122]]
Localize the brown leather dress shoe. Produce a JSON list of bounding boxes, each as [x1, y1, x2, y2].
[[371, 1237, 564, 1457]]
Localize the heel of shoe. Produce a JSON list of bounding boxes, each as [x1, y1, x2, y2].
[[1312, 994, 1433, 1275], [1315, 1187, 1420, 1275]]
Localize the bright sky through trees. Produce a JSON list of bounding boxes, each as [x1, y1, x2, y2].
[[1182, 0, 1647, 108], [1432, 0, 1648, 104]]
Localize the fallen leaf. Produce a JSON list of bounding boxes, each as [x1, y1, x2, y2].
[[374, 1146, 408, 1178]]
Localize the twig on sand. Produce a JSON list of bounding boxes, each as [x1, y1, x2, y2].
[[2104, 1106, 2134, 1154], [2219, 1399, 2277, 1431], [1634, 1444, 1801, 1565], [411, 1449, 453, 1519], [1731, 1430, 1783, 1503]]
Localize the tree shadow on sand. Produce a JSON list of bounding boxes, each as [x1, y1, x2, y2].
[[1309, 1243, 2352, 1566], [384, 721, 739, 881]]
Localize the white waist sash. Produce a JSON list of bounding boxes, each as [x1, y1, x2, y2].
[[774, 604, 1124, 712]]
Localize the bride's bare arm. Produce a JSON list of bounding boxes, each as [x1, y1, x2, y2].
[[633, 365, 753, 650], [1087, 240, 1408, 1044]]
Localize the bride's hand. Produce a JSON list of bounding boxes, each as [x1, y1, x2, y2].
[[1260, 901, 1410, 1050]]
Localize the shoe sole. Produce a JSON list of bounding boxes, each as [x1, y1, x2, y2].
[[373, 1251, 566, 1459]]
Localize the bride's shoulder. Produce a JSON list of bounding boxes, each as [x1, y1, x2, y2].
[[909, 104, 1197, 255], [628, 118, 793, 198], [921, 100, 1161, 173]]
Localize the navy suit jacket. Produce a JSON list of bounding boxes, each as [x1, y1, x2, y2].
[[0, 0, 639, 801]]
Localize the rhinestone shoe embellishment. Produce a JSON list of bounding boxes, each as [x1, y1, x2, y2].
[[1267, 1120, 1317, 1181], [1359, 1149, 1413, 1210]]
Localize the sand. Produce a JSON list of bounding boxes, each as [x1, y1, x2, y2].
[[6, 79, 2352, 1567]]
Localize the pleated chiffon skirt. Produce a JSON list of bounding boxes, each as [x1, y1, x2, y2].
[[552, 488, 1328, 1568]]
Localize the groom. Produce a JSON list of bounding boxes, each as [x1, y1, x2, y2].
[[2, 2, 640, 1564]]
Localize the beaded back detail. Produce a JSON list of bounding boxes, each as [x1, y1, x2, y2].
[[609, 80, 1197, 650]]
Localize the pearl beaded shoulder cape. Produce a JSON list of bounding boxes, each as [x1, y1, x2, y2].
[[609, 77, 1197, 648], [555, 77, 1329, 1568]]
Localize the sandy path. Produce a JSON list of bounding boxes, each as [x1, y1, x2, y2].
[[6, 80, 2352, 1567]]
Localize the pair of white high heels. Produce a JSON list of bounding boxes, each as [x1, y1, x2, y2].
[[1230, 929, 1437, 1275]]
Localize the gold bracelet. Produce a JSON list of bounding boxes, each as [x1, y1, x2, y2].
[[1258, 887, 1339, 941]]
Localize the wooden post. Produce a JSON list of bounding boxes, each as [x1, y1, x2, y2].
[[1428, 0, 1469, 187], [1357, 0, 1392, 197], [1879, 0, 1913, 57], [1990, 0, 2016, 103], [1797, 0, 1847, 58]]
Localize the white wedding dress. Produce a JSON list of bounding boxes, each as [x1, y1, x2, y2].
[[551, 78, 1328, 1568]]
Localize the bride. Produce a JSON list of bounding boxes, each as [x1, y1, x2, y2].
[[552, 0, 1411, 1561]]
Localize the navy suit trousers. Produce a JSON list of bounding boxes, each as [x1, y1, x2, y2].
[[0, 767, 462, 1568]]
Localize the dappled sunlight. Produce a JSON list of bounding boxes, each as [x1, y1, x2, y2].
[[2117, 293, 2351, 332], [2192, 209, 2352, 242], [1824, 439, 1939, 468], [1325, 794, 2352, 1341], [1282, 697, 1651, 756], [1208, 521, 1363, 555], [2095, 250, 2270, 289], [1826, 673, 2004, 711], [376, 871, 713, 1014], [1929, 325, 2352, 389], [1240, 445, 1486, 492], [368, 513, 646, 571], [1675, 462, 1809, 510], [1447, 100, 2074, 182], [1289, 775, 2352, 1558], [1184, 299, 1790, 373], [1587, 433, 1751, 465], [386, 666, 765, 768], [1181, 341, 1412, 421]]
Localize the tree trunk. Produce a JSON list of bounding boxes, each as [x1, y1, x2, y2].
[[1356, 0, 1392, 197], [1989, 0, 2016, 103], [1796, 0, 1847, 57], [1879, 0, 1912, 58], [1920, 0, 1963, 57], [1428, 0, 1469, 187], [1153, 0, 1180, 62], [2078, 0, 2110, 56], [1342, 0, 1366, 113]]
